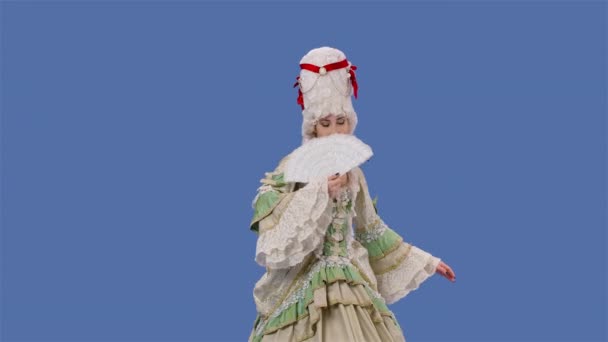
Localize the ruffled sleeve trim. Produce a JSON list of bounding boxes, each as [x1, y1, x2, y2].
[[376, 245, 440, 305], [255, 180, 333, 269]]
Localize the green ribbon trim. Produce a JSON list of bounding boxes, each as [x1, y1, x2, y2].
[[250, 173, 288, 233], [271, 173, 286, 187], [256, 264, 391, 338], [250, 190, 281, 233], [359, 228, 402, 259]]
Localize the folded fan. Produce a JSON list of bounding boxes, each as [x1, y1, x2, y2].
[[284, 134, 373, 183]]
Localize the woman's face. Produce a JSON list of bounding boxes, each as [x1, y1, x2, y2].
[[314, 114, 351, 138]]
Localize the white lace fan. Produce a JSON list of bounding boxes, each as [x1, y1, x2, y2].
[[284, 134, 373, 183]]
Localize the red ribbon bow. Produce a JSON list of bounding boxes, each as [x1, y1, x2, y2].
[[293, 76, 304, 109], [293, 59, 358, 109]]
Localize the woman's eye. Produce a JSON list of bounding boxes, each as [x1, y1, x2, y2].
[[337, 120, 345, 125], [320, 122, 330, 127]]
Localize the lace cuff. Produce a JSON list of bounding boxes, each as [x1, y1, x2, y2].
[[255, 180, 333, 269], [375, 245, 440, 304]]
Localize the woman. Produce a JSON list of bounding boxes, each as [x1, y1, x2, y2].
[[249, 47, 456, 342]]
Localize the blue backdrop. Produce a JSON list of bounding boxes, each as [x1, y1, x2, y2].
[[1, 1, 606, 341]]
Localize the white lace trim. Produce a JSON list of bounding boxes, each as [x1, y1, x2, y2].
[[255, 180, 333, 269], [346, 169, 361, 205], [253, 263, 304, 320], [355, 216, 388, 243], [376, 246, 440, 305], [254, 255, 384, 337]]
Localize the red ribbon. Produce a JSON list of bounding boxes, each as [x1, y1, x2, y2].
[[349, 65, 358, 99], [300, 59, 350, 74], [293, 59, 359, 109], [293, 76, 304, 109]]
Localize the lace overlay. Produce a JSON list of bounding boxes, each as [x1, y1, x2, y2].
[[255, 180, 333, 269], [376, 246, 441, 305], [253, 258, 308, 319]]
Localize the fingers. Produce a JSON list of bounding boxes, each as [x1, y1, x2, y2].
[[328, 185, 342, 200], [444, 267, 456, 282], [327, 173, 348, 188], [328, 185, 341, 199], [436, 262, 456, 282], [440, 269, 454, 282], [327, 173, 349, 200], [445, 269, 455, 282], [444, 263, 455, 278], [327, 174, 342, 197]]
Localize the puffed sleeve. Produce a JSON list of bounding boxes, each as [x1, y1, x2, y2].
[[250, 155, 334, 269], [350, 167, 441, 305]]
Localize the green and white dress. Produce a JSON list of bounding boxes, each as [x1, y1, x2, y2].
[[249, 155, 440, 342]]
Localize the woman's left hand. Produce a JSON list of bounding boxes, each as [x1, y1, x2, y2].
[[327, 172, 349, 199], [435, 260, 456, 283]]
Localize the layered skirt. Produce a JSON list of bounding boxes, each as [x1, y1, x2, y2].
[[249, 260, 406, 342]]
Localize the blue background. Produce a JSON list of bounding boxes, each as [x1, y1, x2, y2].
[[1, 1, 606, 341]]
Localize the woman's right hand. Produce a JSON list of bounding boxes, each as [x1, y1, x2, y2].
[[327, 173, 349, 199]]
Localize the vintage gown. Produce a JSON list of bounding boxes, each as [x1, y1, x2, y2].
[[249, 155, 441, 342]]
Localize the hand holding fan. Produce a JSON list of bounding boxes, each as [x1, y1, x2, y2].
[[283, 134, 373, 183]]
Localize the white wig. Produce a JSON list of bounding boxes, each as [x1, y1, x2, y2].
[[295, 47, 359, 144]]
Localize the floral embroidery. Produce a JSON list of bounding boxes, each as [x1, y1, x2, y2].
[[355, 217, 388, 243]]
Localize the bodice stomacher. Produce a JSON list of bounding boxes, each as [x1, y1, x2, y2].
[[320, 187, 354, 258]]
